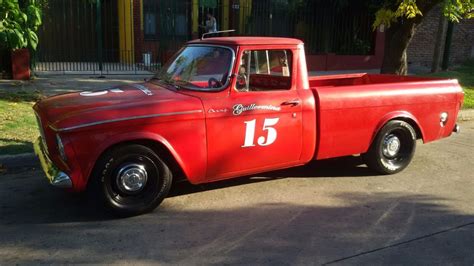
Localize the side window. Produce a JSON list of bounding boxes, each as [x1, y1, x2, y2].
[[236, 49, 292, 92]]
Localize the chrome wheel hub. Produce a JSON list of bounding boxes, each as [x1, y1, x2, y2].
[[117, 164, 148, 193], [383, 134, 401, 158]]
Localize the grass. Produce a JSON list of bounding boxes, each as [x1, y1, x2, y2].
[[423, 60, 474, 109], [0, 90, 44, 155]]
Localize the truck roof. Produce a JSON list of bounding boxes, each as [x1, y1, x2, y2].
[[187, 36, 303, 46]]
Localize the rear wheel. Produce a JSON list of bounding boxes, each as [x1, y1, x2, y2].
[[364, 120, 417, 174], [90, 144, 172, 216]]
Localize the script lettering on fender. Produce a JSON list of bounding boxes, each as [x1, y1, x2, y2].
[[208, 108, 229, 113], [233, 104, 281, 116]]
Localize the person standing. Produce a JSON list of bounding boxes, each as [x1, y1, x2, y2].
[[205, 12, 217, 33]]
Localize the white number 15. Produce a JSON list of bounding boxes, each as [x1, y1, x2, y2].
[[242, 118, 280, 147]]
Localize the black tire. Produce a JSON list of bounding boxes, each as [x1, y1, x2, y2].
[[364, 120, 417, 175], [89, 144, 172, 216]]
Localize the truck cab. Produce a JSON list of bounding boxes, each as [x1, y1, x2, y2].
[[174, 37, 316, 181]]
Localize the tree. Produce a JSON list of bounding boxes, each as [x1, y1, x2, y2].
[[0, 0, 42, 51], [372, 0, 473, 75]]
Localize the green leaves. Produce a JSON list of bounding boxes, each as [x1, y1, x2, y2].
[[373, 0, 474, 29], [25, 28, 38, 49], [373, 8, 397, 30], [395, 0, 423, 18], [0, 0, 42, 51], [26, 4, 41, 30], [443, 0, 474, 22]]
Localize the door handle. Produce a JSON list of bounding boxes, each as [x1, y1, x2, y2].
[[281, 99, 301, 106]]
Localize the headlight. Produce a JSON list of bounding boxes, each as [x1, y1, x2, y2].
[[56, 134, 67, 162]]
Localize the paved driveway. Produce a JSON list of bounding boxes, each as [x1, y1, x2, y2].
[[1, 121, 473, 265]]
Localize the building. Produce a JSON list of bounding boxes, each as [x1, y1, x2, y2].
[[36, 0, 386, 73], [408, 4, 474, 69], [36, 1, 474, 74], [133, 0, 385, 71]]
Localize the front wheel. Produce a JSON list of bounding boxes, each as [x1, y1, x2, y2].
[[90, 144, 172, 216], [363, 120, 417, 175]]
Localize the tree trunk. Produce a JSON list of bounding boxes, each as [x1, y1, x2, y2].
[[380, 20, 419, 75], [0, 48, 13, 79], [380, 1, 440, 75]]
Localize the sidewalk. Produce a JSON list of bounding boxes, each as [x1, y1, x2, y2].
[[459, 109, 474, 121], [0, 69, 389, 96], [0, 71, 472, 115], [0, 74, 150, 96]]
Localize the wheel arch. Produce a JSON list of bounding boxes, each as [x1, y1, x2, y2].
[[373, 111, 425, 143], [87, 134, 188, 188]]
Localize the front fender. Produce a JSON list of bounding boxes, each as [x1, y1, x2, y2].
[[70, 121, 207, 191]]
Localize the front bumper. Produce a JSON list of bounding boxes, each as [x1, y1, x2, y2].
[[33, 137, 72, 188]]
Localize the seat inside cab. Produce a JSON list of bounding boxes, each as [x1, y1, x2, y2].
[[237, 49, 292, 92]]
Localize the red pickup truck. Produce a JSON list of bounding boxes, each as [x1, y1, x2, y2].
[[34, 37, 463, 216]]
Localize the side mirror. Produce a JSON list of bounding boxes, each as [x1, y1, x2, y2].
[[236, 74, 248, 91]]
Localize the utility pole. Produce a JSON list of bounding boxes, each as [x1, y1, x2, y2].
[[441, 21, 454, 71], [431, 15, 448, 72], [96, 0, 103, 74]]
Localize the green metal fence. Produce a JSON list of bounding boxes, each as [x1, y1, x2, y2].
[[35, 0, 159, 74], [34, 0, 376, 74], [243, 0, 375, 55], [152, 0, 376, 57]]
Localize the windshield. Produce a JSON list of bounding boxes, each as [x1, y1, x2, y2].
[[154, 45, 233, 91]]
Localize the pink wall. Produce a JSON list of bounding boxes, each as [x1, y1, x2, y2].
[[306, 28, 385, 71]]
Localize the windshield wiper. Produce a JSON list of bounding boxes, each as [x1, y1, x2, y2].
[[152, 78, 182, 91], [174, 80, 197, 90]]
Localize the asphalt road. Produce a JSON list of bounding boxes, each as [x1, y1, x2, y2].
[[1, 121, 473, 265]]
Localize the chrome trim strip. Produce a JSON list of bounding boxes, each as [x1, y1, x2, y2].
[[131, 84, 153, 96], [53, 110, 203, 132]]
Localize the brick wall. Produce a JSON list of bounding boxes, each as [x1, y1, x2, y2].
[[450, 19, 474, 64], [408, 5, 474, 68]]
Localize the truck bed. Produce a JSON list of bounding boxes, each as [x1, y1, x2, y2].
[[309, 73, 447, 87], [309, 73, 463, 160]]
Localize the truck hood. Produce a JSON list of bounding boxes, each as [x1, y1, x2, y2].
[[34, 82, 204, 131]]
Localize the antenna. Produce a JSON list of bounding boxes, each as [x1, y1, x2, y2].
[[201, 29, 236, 40]]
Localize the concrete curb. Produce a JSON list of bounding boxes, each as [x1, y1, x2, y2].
[[458, 109, 474, 121]]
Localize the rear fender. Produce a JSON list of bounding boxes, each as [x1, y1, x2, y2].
[[373, 111, 425, 143]]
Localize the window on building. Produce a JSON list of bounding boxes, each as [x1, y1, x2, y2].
[[143, 0, 159, 40], [242, 0, 376, 55], [236, 49, 292, 92], [143, 0, 191, 41]]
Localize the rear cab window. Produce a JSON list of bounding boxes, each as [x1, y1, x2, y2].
[[236, 49, 293, 92]]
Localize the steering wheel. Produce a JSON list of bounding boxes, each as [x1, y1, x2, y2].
[[208, 77, 222, 88]]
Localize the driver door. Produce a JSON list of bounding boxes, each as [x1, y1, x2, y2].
[[203, 47, 303, 181]]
